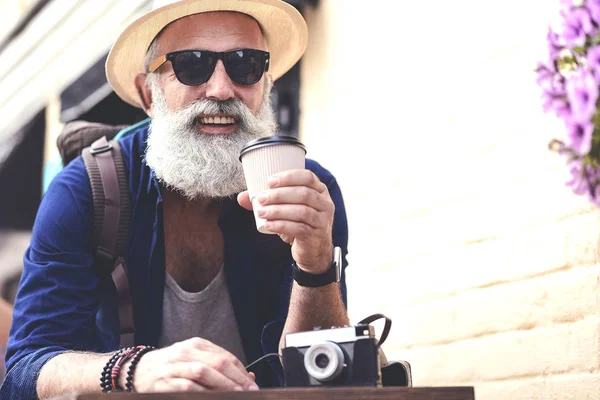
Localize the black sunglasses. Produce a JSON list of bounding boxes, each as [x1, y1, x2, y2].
[[149, 48, 270, 86]]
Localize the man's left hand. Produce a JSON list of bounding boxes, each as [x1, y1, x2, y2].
[[237, 169, 334, 274]]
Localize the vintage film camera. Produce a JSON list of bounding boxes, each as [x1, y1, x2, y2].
[[282, 314, 411, 387]]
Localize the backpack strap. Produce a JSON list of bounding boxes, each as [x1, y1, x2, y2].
[[82, 136, 134, 348]]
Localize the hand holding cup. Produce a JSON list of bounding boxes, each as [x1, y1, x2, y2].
[[238, 136, 334, 274]]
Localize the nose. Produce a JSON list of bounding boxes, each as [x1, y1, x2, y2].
[[204, 60, 235, 101]]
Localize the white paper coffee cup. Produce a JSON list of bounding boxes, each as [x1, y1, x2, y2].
[[240, 136, 307, 234]]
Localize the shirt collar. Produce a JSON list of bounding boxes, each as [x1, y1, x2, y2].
[[146, 168, 163, 201]]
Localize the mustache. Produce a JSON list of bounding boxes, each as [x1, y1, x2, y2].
[[175, 98, 256, 129]]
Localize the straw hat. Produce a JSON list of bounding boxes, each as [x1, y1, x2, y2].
[[106, 0, 308, 108]]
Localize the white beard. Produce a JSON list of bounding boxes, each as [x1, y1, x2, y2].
[[144, 73, 277, 199]]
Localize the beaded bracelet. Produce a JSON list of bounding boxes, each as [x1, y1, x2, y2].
[[100, 345, 156, 393], [100, 347, 132, 393], [110, 346, 141, 392], [125, 345, 156, 392]]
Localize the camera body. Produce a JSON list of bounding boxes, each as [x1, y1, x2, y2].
[[282, 323, 382, 387]]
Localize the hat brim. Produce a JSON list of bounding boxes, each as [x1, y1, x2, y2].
[[106, 0, 308, 108]]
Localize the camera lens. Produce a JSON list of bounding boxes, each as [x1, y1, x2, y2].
[[315, 354, 330, 369], [303, 342, 345, 382]]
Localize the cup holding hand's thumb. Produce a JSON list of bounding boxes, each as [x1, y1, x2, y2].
[[237, 191, 253, 210]]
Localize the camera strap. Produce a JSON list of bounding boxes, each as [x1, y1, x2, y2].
[[358, 313, 392, 348]]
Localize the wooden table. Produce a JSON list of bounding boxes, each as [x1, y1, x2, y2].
[[56, 387, 475, 400]]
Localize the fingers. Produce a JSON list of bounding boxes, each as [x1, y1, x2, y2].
[[269, 170, 327, 193], [254, 171, 334, 271], [240, 171, 331, 214], [155, 378, 207, 392], [167, 362, 245, 391], [204, 352, 258, 390], [264, 220, 320, 240], [277, 233, 293, 244], [135, 338, 260, 393], [258, 204, 325, 230], [176, 339, 257, 390], [257, 186, 333, 213], [237, 191, 252, 210]]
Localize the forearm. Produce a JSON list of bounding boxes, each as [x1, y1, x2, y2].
[[0, 298, 12, 346], [37, 351, 112, 399], [279, 282, 349, 351]]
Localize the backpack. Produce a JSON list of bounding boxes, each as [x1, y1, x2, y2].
[[53, 119, 150, 347]]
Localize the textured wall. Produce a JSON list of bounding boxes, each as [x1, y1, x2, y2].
[[300, 1, 600, 398]]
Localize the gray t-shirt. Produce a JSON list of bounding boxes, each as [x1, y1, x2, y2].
[[157, 267, 247, 364]]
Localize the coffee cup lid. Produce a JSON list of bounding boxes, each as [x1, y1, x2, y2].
[[239, 135, 307, 161]]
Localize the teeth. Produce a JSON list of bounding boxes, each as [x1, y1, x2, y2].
[[200, 116, 235, 124]]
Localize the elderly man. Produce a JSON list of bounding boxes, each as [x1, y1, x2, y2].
[[1, 0, 350, 398]]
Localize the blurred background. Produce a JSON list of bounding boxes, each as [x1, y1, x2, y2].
[[0, 0, 599, 399]]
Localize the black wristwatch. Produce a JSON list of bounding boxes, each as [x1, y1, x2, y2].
[[292, 246, 342, 287]]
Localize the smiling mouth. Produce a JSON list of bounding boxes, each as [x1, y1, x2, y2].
[[198, 115, 237, 126]]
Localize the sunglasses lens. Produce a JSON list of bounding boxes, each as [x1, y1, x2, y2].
[[224, 50, 267, 85], [172, 51, 215, 85]]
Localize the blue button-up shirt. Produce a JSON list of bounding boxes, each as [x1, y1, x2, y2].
[[1, 124, 349, 399]]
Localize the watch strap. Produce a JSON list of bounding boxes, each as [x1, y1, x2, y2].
[[292, 246, 342, 287]]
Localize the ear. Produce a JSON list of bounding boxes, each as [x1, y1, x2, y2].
[[134, 73, 154, 117], [263, 73, 273, 93]]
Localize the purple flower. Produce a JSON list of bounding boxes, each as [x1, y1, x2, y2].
[[586, 45, 600, 81], [542, 0, 600, 208], [547, 27, 563, 62], [536, 62, 571, 117], [587, 0, 600, 24], [543, 93, 572, 118], [560, 0, 576, 12], [566, 159, 590, 195], [536, 62, 562, 91], [562, 7, 594, 48], [565, 159, 600, 204], [588, 184, 600, 205], [578, 161, 600, 204], [565, 119, 594, 154], [565, 68, 598, 123]]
